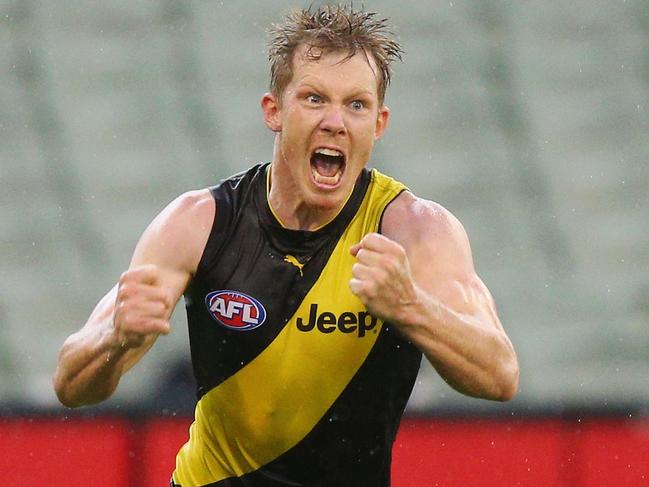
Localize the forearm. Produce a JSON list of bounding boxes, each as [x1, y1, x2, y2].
[[54, 286, 131, 407], [53, 321, 127, 407], [396, 288, 518, 401]]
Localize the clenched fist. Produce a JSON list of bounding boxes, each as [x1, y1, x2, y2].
[[112, 264, 171, 350], [349, 233, 419, 325]]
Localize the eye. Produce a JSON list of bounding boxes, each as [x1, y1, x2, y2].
[[307, 94, 322, 104], [350, 100, 365, 111]]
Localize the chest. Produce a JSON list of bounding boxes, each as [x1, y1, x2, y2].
[[202, 208, 375, 344]]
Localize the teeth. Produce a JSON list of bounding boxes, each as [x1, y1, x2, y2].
[[311, 166, 342, 185], [315, 148, 343, 157]]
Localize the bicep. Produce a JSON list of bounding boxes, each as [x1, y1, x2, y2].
[[112, 191, 213, 369], [411, 243, 500, 329], [386, 194, 503, 330], [128, 189, 214, 312], [427, 272, 504, 333]]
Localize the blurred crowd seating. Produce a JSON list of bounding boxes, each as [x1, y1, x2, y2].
[[1, 0, 648, 414]]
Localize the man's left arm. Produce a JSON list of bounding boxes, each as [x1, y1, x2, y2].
[[350, 192, 519, 401]]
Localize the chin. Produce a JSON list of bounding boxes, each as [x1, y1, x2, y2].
[[306, 193, 339, 210], [307, 186, 349, 211]]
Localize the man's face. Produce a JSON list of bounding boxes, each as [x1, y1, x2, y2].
[[263, 46, 389, 214]]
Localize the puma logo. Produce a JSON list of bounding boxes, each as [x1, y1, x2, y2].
[[284, 254, 305, 276]]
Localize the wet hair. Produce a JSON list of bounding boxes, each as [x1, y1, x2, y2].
[[267, 4, 403, 105]]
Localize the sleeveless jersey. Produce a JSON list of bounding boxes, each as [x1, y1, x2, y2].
[[173, 163, 422, 487]]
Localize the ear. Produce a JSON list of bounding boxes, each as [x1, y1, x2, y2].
[[261, 92, 282, 132], [374, 105, 390, 140]]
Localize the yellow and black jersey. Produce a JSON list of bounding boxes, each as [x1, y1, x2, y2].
[[174, 163, 422, 487]]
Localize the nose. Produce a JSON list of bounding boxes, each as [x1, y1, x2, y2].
[[319, 105, 346, 135]]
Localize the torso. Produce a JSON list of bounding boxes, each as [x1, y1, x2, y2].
[[173, 163, 422, 487]]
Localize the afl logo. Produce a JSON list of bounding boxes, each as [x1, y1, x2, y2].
[[205, 290, 267, 331]]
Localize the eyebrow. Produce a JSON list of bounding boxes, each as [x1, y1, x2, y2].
[[296, 80, 376, 99], [348, 89, 375, 98]]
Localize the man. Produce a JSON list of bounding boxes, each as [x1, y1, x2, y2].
[[54, 5, 518, 486]]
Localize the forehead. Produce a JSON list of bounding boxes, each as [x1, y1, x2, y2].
[[290, 44, 380, 94]]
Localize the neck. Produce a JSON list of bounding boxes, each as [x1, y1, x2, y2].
[[267, 164, 343, 231]]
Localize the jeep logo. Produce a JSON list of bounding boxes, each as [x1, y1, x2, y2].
[[296, 303, 378, 337]]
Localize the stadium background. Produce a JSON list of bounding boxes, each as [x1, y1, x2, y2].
[[1, 0, 648, 485]]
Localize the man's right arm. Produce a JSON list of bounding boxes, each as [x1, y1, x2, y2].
[[53, 189, 215, 407]]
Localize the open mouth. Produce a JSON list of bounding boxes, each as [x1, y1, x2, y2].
[[310, 148, 346, 187]]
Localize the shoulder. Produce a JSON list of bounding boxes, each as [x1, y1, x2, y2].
[[382, 191, 473, 271], [161, 188, 215, 228], [133, 189, 216, 275], [146, 189, 215, 245], [383, 191, 468, 247]]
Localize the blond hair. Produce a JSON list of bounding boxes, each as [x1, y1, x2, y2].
[[267, 4, 403, 104]]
